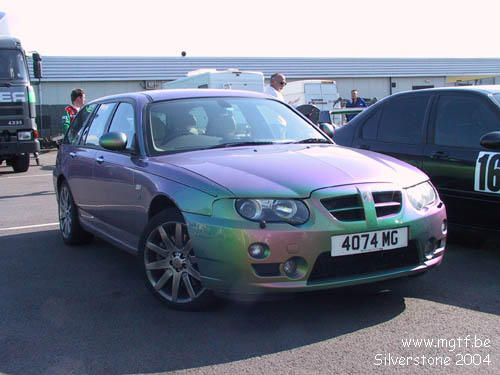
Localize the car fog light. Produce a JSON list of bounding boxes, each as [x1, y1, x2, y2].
[[424, 238, 436, 259], [441, 220, 447, 234], [283, 259, 297, 276], [282, 257, 307, 280], [248, 243, 268, 259]]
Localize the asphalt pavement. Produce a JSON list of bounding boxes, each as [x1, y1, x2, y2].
[[0, 150, 498, 375]]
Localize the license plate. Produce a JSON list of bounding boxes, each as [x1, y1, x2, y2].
[[331, 227, 408, 256]]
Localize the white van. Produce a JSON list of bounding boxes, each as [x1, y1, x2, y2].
[[282, 80, 340, 110], [282, 80, 342, 124], [163, 69, 265, 92]]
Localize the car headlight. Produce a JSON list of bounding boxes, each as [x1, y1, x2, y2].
[[235, 199, 309, 225], [405, 181, 437, 211], [17, 131, 33, 141]]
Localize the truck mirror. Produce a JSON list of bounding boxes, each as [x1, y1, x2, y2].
[[32, 52, 42, 79]]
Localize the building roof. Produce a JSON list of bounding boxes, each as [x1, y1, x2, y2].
[[27, 56, 500, 82]]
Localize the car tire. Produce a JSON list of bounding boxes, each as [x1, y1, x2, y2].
[[11, 153, 30, 173], [139, 208, 215, 310], [58, 180, 94, 245]]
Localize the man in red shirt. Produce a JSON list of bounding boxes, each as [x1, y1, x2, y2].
[[62, 88, 85, 134]]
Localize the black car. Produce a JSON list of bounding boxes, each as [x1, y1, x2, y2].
[[333, 85, 500, 231]]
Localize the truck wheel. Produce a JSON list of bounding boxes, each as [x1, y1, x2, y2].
[[11, 153, 30, 173], [139, 208, 215, 310], [58, 180, 94, 245]]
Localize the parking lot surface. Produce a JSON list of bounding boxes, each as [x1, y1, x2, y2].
[[0, 150, 498, 375]]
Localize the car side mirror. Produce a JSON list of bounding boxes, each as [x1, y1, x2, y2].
[[319, 123, 335, 138], [99, 132, 127, 151], [480, 131, 500, 150]]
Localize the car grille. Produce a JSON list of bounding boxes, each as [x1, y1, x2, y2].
[[252, 263, 281, 277], [308, 242, 420, 283], [321, 190, 402, 222], [373, 191, 402, 217], [0, 102, 24, 117]]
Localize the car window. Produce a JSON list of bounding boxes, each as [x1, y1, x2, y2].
[[65, 104, 96, 145], [434, 95, 500, 148], [361, 109, 381, 140], [377, 95, 428, 144], [148, 97, 324, 154], [492, 94, 500, 106], [108, 102, 136, 150], [82, 103, 117, 147]]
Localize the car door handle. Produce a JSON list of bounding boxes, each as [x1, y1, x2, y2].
[[95, 156, 105, 164], [430, 151, 449, 159], [69, 152, 76, 158]]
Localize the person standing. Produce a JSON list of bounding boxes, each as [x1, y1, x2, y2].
[[345, 89, 367, 121], [62, 88, 85, 134], [265, 73, 287, 102]]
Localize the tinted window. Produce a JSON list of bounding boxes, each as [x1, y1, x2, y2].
[[434, 95, 500, 148], [377, 96, 428, 144], [108, 103, 136, 150], [65, 105, 96, 145], [361, 110, 381, 140], [83, 103, 117, 147]]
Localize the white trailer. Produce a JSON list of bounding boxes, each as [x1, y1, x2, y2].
[[0, 11, 11, 35], [163, 69, 264, 92]]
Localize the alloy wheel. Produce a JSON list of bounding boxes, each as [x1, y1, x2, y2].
[[144, 221, 204, 304], [59, 184, 72, 239]]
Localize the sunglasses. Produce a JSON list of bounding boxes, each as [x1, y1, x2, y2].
[[280, 81, 287, 85]]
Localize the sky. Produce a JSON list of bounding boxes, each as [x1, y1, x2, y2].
[[2, 0, 500, 58]]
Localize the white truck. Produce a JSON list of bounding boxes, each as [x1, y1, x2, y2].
[[163, 69, 265, 92], [282, 80, 343, 125]]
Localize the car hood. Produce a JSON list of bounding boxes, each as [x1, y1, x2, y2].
[[157, 144, 428, 198]]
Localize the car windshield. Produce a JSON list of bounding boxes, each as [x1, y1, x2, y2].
[[147, 97, 329, 154], [0, 49, 28, 82]]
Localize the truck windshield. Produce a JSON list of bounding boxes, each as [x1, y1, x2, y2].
[[0, 49, 28, 81]]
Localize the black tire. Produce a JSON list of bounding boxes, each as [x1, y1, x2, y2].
[[58, 180, 94, 245], [139, 208, 215, 310], [12, 153, 30, 173]]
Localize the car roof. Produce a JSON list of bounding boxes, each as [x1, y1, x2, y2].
[[87, 88, 272, 105], [392, 84, 500, 97]]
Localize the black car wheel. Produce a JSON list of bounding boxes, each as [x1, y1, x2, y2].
[[58, 180, 94, 245], [140, 208, 214, 310]]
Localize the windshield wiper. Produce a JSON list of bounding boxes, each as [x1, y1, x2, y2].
[[294, 138, 331, 144], [207, 141, 276, 149]]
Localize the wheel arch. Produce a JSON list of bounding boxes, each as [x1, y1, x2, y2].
[[56, 174, 67, 201], [148, 194, 183, 221]]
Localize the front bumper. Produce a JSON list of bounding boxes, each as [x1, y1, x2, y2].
[[184, 184, 447, 295], [0, 139, 40, 156]]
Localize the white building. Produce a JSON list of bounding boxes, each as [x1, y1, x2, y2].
[[28, 56, 500, 137]]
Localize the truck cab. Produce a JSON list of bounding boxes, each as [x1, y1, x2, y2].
[[0, 34, 41, 172]]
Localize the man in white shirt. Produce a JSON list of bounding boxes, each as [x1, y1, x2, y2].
[[264, 73, 287, 101]]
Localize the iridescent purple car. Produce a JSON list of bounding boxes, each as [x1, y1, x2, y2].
[[54, 89, 447, 310]]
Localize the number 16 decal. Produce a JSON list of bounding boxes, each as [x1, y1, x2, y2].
[[475, 152, 500, 193]]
